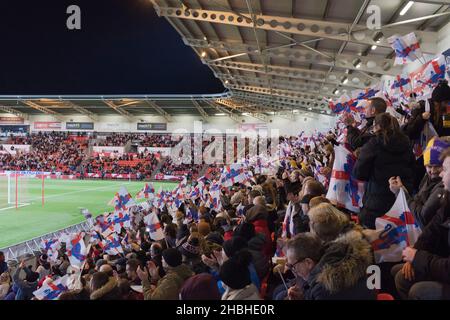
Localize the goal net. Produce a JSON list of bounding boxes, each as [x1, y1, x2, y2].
[[0, 171, 37, 210]]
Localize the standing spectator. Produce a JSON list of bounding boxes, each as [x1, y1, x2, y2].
[[353, 113, 415, 229], [12, 261, 39, 300]]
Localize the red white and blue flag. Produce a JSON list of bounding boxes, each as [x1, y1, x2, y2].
[[102, 233, 124, 255], [326, 145, 365, 213], [144, 212, 165, 241], [388, 32, 423, 65], [33, 275, 69, 300], [65, 233, 87, 268], [41, 238, 60, 262], [367, 189, 421, 263], [109, 186, 136, 211], [111, 210, 131, 232], [411, 55, 447, 97], [136, 183, 155, 199]]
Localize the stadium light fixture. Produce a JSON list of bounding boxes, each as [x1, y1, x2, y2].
[[400, 1, 414, 16], [371, 45, 377, 50], [215, 113, 226, 116], [201, 51, 207, 58]]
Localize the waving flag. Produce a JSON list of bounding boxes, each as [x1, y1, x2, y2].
[[102, 233, 124, 255], [413, 121, 438, 159], [186, 207, 199, 222], [111, 210, 131, 232], [366, 189, 421, 263], [236, 202, 246, 217], [220, 164, 252, 187], [144, 212, 165, 241], [33, 275, 69, 300], [65, 233, 87, 268], [109, 186, 136, 211], [388, 32, 423, 65], [326, 145, 365, 213], [411, 55, 447, 96], [136, 183, 155, 199], [41, 238, 60, 262]]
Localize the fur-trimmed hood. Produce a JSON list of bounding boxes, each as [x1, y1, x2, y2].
[[90, 277, 119, 300], [312, 227, 373, 294]]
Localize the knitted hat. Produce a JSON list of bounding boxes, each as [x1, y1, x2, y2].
[[162, 248, 182, 268], [180, 237, 201, 259], [219, 251, 252, 290], [423, 137, 450, 166], [180, 273, 221, 300], [222, 236, 248, 259]]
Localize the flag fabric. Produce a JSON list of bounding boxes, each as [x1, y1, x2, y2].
[[144, 212, 165, 241], [388, 32, 423, 65], [366, 189, 421, 263], [109, 186, 136, 211], [326, 145, 365, 213], [111, 210, 131, 232], [236, 202, 246, 217], [33, 275, 69, 300], [65, 233, 87, 268], [136, 183, 155, 199], [220, 164, 251, 187], [413, 121, 438, 159], [41, 238, 60, 263], [411, 55, 447, 96], [102, 233, 124, 255], [186, 207, 199, 222]]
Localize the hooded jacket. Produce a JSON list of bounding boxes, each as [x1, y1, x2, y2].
[[90, 277, 121, 300], [222, 283, 262, 300], [247, 233, 270, 280], [142, 263, 193, 300], [245, 205, 273, 257], [412, 192, 450, 293], [353, 132, 415, 229], [406, 175, 444, 228], [303, 228, 376, 300]]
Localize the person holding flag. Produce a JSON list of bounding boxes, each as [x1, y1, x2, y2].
[[393, 147, 450, 300], [136, 183, 155, 199]]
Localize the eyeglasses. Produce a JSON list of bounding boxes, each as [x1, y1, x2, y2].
[[286, 258, 304, 270]]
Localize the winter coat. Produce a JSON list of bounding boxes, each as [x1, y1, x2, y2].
[[402, 106, 426, 141], [247, 234, 270, 280], [142, 263, 193, 300], [346, 117, 375, 151], [90, 277, 121, 300], [245, 206, 273, 257], [353, 132, 415, 229], [412, 192, 450, 291], [13, 267, 38, 300], [222, 283, 262, 300], [406, 175, 444, 228], [303, 228, 375, 300]]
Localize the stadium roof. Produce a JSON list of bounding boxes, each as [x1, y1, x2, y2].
[[0, 1, 449, 121]]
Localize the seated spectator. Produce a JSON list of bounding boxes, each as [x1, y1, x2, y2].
[[285, 232, 375, 300], [179, 273, 221, 300], [13, 261, 39, 300], [0, 272, 11, 300], [89, 271, 120, 300], [393, 147, 450, 300], [138, 248, 193, 300], [389, 137, 450, 228], [219, 251, 262, 300]]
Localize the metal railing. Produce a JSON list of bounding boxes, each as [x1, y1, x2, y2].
[[0, 219, 93, 263]]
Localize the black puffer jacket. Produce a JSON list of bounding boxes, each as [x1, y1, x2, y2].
[[406, 175, 444, 228], [353, 132, 415, 229], [412, 192, 450, 294]]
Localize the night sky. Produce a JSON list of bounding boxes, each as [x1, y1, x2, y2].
[[0, 0, 224, 95]]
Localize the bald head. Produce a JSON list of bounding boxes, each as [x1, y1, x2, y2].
[[99, 264, 113, 277]]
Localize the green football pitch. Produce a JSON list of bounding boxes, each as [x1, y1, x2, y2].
[[0, 179, 178, 249]]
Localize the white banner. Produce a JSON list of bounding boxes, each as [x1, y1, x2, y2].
[[1, 144, 31, 155], [92, 146, 125, 154], [138, 147, 171, 157]]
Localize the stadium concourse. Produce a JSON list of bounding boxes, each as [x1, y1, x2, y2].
[[1, 0, 450, 305]]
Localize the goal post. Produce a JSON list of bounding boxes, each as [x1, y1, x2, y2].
[[0, 171, 47, 210]]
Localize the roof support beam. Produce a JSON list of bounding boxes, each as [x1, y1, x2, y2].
[[65, 101, 99, 121], [191, 99, 210, 122], [184, 38, 400, 76], [145, 100, 173, 122], [206, 59, 368, 89], [153, 5, 438, 53], [203, 100, 240, 122], [20, 100, 64, 121], [0, 105, 28, 119], [102, 100, 134, 120], [216, 98, 268, 122]]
